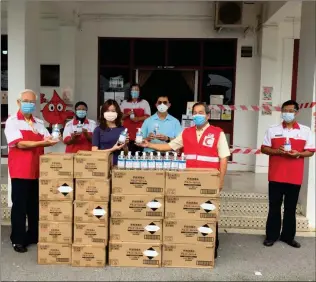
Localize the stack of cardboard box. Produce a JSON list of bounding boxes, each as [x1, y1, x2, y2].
[[109, 170, 165, 268], [163, 169, 220, 269], [38, 153, 74, 265], [72, 151, 111, 267]]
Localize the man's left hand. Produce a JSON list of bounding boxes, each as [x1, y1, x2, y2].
[[155, 134, 168, 141], [131, 117, 140, 122], [287, 150, 300, 158]]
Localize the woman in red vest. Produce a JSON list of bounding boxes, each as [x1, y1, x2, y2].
[[138, 102, 231, 259], [120, 83, 151, 153]]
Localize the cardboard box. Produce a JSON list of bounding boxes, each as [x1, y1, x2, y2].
[[74, 223, 107, 245], [74, 201, 108, 224], [40, 153, 74, 179], [72, 245, 106, 267], [110, 219, 162, 243], [39, 221, 72, 244], [109, 242, 161, 267], [165, 196, 219, 221], [37, 243, 71, 265], [111, 195, 164, 219], [39, 179, 74, 201], [163, 220, 216, 246], [74, 151, 111, 179], [39, 201, 73, 222], [162, 244, 214, 268], [165, 170, 220, 197], [75, 178, 110, 202], [112, 169, 165, 195]]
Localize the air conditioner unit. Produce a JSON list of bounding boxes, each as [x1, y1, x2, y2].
[[215, 1, 245, 28]]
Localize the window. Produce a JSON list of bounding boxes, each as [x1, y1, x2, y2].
[[134, 39, 165, 66], [99, 39, 130, 66], [203, 39, 237, 67], [1, 35, 8, 91], [167, 40, 200, 67], [40, 65, 60, 87]]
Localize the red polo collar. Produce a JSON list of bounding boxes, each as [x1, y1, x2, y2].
[[73, 118, 89, 125], [17, 111, 36, 123], [282, 121, 300, 129]]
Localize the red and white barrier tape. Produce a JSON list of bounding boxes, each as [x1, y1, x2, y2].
[[208, 102, 316, 111]]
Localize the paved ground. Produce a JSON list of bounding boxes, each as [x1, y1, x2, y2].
[[1, 227, 315, 281]]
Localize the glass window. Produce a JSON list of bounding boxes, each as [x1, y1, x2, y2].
[[99, 39, 130, 66], [203, 39, 237, 67], [134, 40, 165, 66], [167, 40, 200, 67]]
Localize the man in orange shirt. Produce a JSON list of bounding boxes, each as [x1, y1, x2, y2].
[[5, 90, 59, 253]]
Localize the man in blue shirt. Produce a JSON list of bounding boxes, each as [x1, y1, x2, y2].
[[141, 95, 182, 152]]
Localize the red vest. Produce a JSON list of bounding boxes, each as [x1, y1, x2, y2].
[[183, 125, 221, 169]]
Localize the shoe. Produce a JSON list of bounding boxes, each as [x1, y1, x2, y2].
[[25, 239, 38, 247], [215, 249, 218, 259], [263, 239, 275, 247], [12, 244, 28, 253], [280, 239, 301, 248]]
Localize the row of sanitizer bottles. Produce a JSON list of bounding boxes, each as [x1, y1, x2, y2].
[[118, 151, 186, 171]]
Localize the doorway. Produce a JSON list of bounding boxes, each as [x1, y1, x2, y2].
[[138, 70, 195, 121]]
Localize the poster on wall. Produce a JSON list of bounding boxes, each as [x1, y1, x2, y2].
[[221, 109, 232, 120], [114, 92, 125, 105], [210, 108, 221, 120], [262, 86, 273, 101], [261, 102, 272, 116], [109, 76, 124, 89]]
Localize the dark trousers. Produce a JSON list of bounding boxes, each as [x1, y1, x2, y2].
[[266, 181, 301, 242], [128, 140, 143, 155], [11, 178, 39, 245], [216, 222, 219, 251]]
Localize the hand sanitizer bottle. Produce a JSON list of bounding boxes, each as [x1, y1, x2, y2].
[[148, 152, 156, 170], [130, 109, 135, 119], [284, 137, 291, 152], [154, 124, 159, 136], [163, 152, 172, 170], [125, 151, 133, 169], [171, 152, 179, 170], [117, 151, 125, 169], [52, 124, 60, 140], [155, 152, 163, 170], [76, 121, 83, 133], [135, 128, 143, 145], [133, 151, 141, 170], [179, 153, 186, 170], [118, 128, 128, 145], [140, 152, 148, 170]]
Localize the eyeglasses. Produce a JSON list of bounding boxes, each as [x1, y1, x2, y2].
[[157, 101, 168, 105], [282, 109, 297, 113]]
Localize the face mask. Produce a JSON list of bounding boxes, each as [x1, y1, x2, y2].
[[131, 91, 139, 99], [76, 110, 87, 119], [157, 103, 168, 113], [21, 102, 36, 114], [192, 114, 207, 126], [282, 112, 295, 123], [104, 111, 118, 122]]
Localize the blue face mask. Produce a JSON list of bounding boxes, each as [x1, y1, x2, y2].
[[21, 102, 36, 114], [76, 110, 87, 119], [192, 114, 207, 126], [282, 112, 295, 123], [131, 91, 139, 99]]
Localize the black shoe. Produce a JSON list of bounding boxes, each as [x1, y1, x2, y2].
[[25, 239, 38, 247], [12, 244, 28, 253], [263, 239, 275, 247], [280, 239, 301, 248]]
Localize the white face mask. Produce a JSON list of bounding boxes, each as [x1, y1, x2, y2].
[[104, 112, 118, 121], [157, 103, 169, 113]]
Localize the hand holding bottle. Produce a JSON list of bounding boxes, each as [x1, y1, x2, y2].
[[111, 142, 125, 152]]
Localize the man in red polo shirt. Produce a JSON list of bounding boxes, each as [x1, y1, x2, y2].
[[261, 100, 315, 248], [4, 89, 59, 253]]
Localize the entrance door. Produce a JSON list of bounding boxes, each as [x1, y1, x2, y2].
[[135, 69, 197, 121]]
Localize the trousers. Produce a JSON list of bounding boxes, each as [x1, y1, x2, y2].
[[266, 181, 301, 241], [10, 178, 39, 245]]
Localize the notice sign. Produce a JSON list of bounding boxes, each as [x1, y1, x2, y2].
[[109, 77, 124, 89]]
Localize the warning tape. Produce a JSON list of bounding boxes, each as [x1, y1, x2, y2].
[[208, 102, 316, 111]]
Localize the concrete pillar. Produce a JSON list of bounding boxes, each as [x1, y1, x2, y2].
[[7, 0, 40, 206], [60, 25, 76, 104], [296, 2, 316, 229], [255, 26, 280, 173]]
